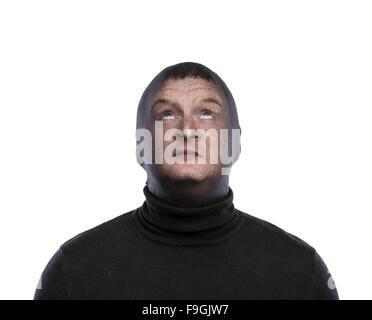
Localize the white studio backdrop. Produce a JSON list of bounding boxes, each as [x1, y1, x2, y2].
[[0, 1, 371, 300]]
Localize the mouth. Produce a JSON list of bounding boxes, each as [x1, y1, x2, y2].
[[173, 149, 199, 158]]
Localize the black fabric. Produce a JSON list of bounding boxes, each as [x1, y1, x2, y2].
[[34, 186, 339, 300]]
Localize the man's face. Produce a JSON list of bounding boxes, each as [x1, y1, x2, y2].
[[147, 76, 230, 182]]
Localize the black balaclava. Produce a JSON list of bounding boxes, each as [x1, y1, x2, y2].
[[136, 62, 241, 207]]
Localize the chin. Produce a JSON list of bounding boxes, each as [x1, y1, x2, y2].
[[162, 164, 220, 182]]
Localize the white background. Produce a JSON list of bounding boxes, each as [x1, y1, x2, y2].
[[0, 1, 371, 300]]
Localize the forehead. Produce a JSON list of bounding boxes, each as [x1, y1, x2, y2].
[[153, 77, 223, 101]]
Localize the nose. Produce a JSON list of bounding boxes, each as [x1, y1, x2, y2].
[[180, 116, 198, 140]]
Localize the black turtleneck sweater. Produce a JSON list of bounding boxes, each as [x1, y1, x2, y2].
[[34, 186, 339, 300]]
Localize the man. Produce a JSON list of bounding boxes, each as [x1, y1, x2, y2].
[[34, 62, 339, 299]]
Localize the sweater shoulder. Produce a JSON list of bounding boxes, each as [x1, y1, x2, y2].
[[59, 208, 137, 255], [236, 209, 316, 255]]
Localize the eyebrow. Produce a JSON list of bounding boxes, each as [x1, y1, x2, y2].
[[152, 97, 223, 111], [200, 97, 223, 108], [151, 98, 175, 111]]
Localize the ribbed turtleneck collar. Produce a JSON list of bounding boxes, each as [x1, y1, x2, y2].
[[134, 185, 243, 246]]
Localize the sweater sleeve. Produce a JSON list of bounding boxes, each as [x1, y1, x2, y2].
[[309, 250, 339, 300], [34, 248, 68, 300]]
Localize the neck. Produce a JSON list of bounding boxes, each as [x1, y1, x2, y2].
[[146, 174, 230, 207]]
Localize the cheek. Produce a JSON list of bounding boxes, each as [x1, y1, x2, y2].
[[152, 130, 180, 162]]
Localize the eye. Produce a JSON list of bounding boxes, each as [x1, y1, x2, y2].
[[200, 110, 213, 119], [162, 112, 175, 120]]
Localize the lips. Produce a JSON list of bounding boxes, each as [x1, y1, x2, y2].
[[183, 149, 199, 156], [173, 149, 199, 157]]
